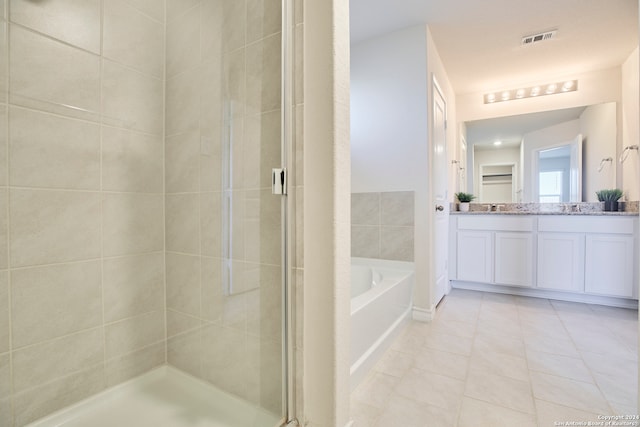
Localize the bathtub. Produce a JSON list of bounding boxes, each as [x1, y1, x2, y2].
[[350, 257, 414, 390]]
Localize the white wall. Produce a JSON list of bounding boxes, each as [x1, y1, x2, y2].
[[622, 47, 640, 200], [350, 26, 428, 193], [580, 103, 617, 201]]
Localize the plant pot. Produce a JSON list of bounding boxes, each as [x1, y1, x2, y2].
[[459, 202, 470, 212], [603, 200, 618, 212]]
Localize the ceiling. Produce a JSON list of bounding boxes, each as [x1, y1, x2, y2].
[[349, 0, 639, 94]]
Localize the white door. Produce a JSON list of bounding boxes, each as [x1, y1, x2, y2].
[[432, 78, 448, 304]]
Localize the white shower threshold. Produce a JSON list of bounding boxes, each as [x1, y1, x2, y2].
[[26, 365, 282, 427]]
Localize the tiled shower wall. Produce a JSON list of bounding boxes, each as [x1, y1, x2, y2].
[[163, 0, 284, 414], [0, 1, 166, 426], [351, 191, 415, 261]]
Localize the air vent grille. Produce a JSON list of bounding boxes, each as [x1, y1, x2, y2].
[[522, 30, 557, 45]]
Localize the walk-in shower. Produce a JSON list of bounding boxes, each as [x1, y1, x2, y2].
[[0, 0, 294, 426]]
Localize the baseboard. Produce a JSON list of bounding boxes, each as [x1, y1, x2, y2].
[[412, 305, 435, 322]]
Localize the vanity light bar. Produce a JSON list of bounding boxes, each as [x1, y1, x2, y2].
[[484, 80, 578, 104]]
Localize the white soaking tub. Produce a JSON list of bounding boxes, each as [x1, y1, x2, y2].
[[350, 257, 414, 389]]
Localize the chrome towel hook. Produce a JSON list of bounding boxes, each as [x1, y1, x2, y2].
[[597, 157, 613, 172], [619, 145, 639, 163]]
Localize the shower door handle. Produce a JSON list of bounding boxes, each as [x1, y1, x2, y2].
[[272, 168, 288, 195]]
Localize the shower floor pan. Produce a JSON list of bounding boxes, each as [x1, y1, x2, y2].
[[26, 366, 281, 427]]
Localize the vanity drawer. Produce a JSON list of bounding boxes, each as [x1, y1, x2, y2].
[[457, 215, 535, 232], [538, 216, 635, 234]]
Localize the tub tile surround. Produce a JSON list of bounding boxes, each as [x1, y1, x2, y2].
[[0, 1, 167, 425], [351, 289, 638, 427], [352, 191, 415, 261]]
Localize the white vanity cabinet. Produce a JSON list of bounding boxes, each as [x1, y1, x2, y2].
[[451, 214, 639, 305], [537, 216, 637, 298], [453, 215, 535, 287]]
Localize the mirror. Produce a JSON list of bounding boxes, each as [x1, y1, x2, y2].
[[532, 135, 582, 203], [465, 102, 616, 203]]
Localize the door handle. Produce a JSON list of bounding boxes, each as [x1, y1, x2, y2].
[[436, 205, 444, 212]]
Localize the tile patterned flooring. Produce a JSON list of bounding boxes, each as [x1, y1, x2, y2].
[[350, 289, 639, 427]]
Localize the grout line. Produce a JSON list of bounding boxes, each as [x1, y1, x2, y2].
[[162, 0, 168, 367]]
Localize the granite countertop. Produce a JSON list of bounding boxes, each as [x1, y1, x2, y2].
[[450, 211, 639, 216], [449, 201, 640, 216]]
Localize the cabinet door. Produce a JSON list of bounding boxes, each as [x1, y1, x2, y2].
[[495, 232, 533, 287], [537, 233, 584, 292], [585, 234, 634, 297], [457, 231, 493, 283]]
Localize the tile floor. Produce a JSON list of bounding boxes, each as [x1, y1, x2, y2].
[[350, 289, 639, 427]]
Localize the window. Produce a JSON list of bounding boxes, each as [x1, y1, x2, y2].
[[539, 170, 563, 203]]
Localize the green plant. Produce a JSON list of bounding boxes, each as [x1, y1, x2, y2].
[[595, 188, 623, 202], [455, 192, 476, 203]]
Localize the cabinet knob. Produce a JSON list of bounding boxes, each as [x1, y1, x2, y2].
[[436, 205, 444, 212]]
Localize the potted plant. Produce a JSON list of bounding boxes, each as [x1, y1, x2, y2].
[[596, 188, 623, 212], [455, 192, 476, 212]]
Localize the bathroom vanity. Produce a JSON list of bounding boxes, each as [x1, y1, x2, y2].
[[449, 210, 639, 308]]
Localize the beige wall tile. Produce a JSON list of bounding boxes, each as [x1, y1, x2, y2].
[[351, 225, 380, 259], [200, 1, 222, 61], [105, 310, 165, 359], [244, 110, 281, 190], [221, 0, 245, 53], [246, 264, 281, 341], [166, 2, 201, 78], [105, 342, 165, 387], [200, 192, 222, 257], [102, 126, 163, 193], [9, 107, 100, 190], [247, 0, 281, 43], [123, 0, 164, 22], [103, 252, 164, 323], [244, 189, 281, 266], [10, 25, 100, 119], [166, 0, 200, 20], [222, 49, 246, 117], [103, 0, 164, 78], [165, 130, 200, 193], [246, 33, 281, 116], [201, 323, 247, 398], [13, 365, 105, 426], [11, 261, 102, 349], [0, 189, 6, 270], [0, 272, 7, 354], [103, 193, 164, 256], [10, 189, 101, 267], [167, 309, 201, 338], [0, 351, 9, 398], [0, 396, 11, 427], [165, 66, 202, 136], [0, 20, 6, 104], [201, 257, 223, 323], [381, 191, 414, 226], [351, 193, 380, 225], [167, 327, 202, 378], [166, 193, 200, 254], [0, 104, 6, 185], [10, 0, 101, 53], [102, 59, 163, 135], [380, 226, 414, 261], [12, 328, 103, 393], [166, 252, 201, 317]]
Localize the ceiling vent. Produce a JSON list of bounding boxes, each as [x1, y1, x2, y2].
[[521, 30, 557, 46]]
